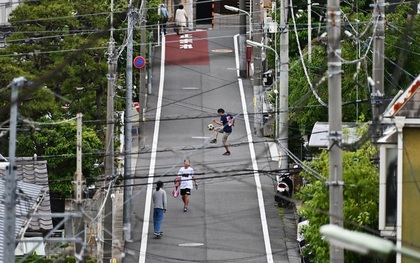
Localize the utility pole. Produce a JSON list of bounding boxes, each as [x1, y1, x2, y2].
[[74, 112, 84, 258], [253, 0, 263, 136], [327, 0, 344, 261], [308, 0, 312, 62], [123, 0, 134, 242], [4, 77, 25, 263], [371, 0, 385, 141], [139, 0, 146, 101], [74, 113, 83, 205], [104, 0, 116, 260], [279, 0, 289, 170], [239, 0, 247, 78]]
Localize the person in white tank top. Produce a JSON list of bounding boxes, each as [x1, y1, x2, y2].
[[177, 159, 197, 212]]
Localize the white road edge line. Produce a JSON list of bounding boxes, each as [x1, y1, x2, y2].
[[234, 34, 274, 263], [138, 34, 166, 263]]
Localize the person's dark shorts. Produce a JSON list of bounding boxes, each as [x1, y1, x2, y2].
[[180, 188, 191, 195]]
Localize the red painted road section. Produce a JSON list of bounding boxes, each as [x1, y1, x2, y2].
[[165, 31, 209, 66]]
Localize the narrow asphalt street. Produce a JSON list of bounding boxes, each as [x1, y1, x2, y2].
[[123, 17, 300, 263]]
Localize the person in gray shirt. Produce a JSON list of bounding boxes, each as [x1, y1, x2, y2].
[[152, 181, 167, 237]]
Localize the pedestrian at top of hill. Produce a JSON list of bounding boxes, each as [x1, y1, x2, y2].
[[152, 181, 167, 237], [177, 159, 197, 212], [175, 4, 188, 35], [210, 108, 235, 156], [159, 4, 169, 35]]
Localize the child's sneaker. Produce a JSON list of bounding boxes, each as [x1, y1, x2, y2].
[[183, 206, 188, 212], [210, 139, 217, 143]]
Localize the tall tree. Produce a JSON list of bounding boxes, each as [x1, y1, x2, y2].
[[296, 124, 380, 262], [0, 0, 129, 196], [384, 3, 420, 97], [0, 0, 129, 124], [16, 117, 103, 198]]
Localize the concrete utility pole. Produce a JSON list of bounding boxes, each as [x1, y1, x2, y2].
[[124, 0, 134, 242], [139, 0, 147, 100], [308, 0, 312, 62], [327, 0, 344, 261], [104, 0, 116, 260], [4, 77, 25, 263], [239, 0, 247, 77], [74, 113, 83, 210], [74, 113, 84, 258], [252, 0, 263, 136], [105, 0, 116, 197], [371, 0, 385, 140], [279, 0, 289, 170]]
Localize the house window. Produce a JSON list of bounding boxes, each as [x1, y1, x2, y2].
[[385, 147, 397, 226], [379, 145, 398, 235]]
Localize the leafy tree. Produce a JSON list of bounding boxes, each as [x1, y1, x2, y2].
[[296, 124, 380, 262], [0, 0, 130, 124], [264, 0, 374, 157], [265, 0, 419, 161], [384, 3, 420, 97], [15, 117, 103, 198], [0, 0, 132, 197]]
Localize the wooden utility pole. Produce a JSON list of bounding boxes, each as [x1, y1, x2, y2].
[[327, 0, 344, 261]]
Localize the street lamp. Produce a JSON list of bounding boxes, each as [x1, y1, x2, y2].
[[247, 40, 279, 139], [320, 224, 420, 260], [224, 5, 252, 38]]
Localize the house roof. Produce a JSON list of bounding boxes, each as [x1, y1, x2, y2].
[[383, 74, 420, 118], [308, 122, 361, 148], [0, 157, 53, 231], [378, 75, 420, 144], [0, 179, 43, 258]]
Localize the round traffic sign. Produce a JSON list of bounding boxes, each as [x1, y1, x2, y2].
[[133, 56, 145, 68]]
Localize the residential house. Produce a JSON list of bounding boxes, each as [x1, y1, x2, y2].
[[379, 74, 420, 263], [308, 121, 361, 148], [0, 157, 53, 258], [0, 0, 19, 48]]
